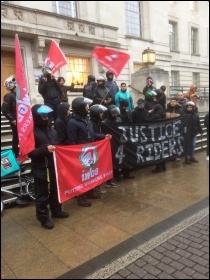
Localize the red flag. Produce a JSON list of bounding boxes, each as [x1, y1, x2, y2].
[[53, 138, 113, 203], [45, 40, 67, 74], [92, 46, 130, 77], [15, 34, 35, 162]]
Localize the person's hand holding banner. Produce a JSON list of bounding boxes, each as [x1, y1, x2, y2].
[[91, 46, 130, 78], [45, 40, 67, 74]]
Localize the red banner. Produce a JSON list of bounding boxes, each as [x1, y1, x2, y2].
[[92, 46, 130, 77], [15, 34, 35, 162], [53, 138, 113, 203], [45, 40, 67, 74]]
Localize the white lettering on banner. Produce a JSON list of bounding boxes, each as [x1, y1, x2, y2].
[[17, 93, 30, 123], [103, 170, 112, 178], [81, 167, 99, 182], [118, 120, 181, 144], [64, 184, 83, 195], [114, 119, 185, 165], [84, 175, 103, 186]]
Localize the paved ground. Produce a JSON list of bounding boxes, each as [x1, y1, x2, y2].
[[1, 150, 209, 279], [88, 210, 209, 279]]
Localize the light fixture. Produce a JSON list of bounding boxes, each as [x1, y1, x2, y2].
[[142, 47, 156, 65]]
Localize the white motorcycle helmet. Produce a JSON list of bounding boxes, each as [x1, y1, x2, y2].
[[4, 75, 16, 90]]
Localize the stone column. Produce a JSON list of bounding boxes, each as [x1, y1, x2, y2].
[[131, 65, 169, 104]]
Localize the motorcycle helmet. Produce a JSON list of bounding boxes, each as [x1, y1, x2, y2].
[[89, 104, 107, 120], [4, 75, 16, 90], [97, 75, 106, 81], [71, 97, 92, 114], [42, 66, 52, 76], [37, 105, 53, 114], [32, 104, 53, 127], [107, 105, 120, 116]]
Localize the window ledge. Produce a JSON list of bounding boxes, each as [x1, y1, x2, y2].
[[191, 54, 200, 57], [170, 50, 180, 53], [125, 35, 153, 43]]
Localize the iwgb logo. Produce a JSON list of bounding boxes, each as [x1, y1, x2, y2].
[[79, 145, 98, 169]]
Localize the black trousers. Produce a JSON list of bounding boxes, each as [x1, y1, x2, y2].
[[10, 122, 19, 157], [33, 166, 61, 222]]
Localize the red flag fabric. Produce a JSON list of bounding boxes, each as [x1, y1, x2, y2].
[[45, 40, 67, 74], [15, 34, 35, 162], [92, 46, 130, 78], [53, 138, 113, 203]]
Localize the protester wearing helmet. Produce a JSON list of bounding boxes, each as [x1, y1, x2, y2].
[[66, 97, 101, 206], [103, 105, 135, 182], [28, 104, 69, 230], [1, 75, 19, 158], [182, 101, 203, 164], [93, 76, 115, 109], [89, 104, 112, 194], [38, 65, 63, 123], [105, 70, 119, 99], [142, 76, 157, 102]]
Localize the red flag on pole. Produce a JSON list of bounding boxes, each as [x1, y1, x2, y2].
[[45, 40, 67, 74], [53, 138, 113, 203], [15, 34, 35, 162], [92, 46, 130, 78]]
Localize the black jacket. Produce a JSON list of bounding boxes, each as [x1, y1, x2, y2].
[[60, 84, 74, 103], [38, 78, 63, 103], [67, 113, 95, 144], [1, 91, 16, 122], [183, 110, 203, 136], [54, 103, 70, 144], [131, 107, 149, 123], [93, 85, 115, 107], [155, 90, 166, 110]]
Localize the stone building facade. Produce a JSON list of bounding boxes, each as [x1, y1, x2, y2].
[[1, 1, 209, 106]]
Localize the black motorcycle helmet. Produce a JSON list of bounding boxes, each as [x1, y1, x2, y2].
[[89, 104, 107, 121], [71, 97, 92, 115], [106, 105, 120, 121]]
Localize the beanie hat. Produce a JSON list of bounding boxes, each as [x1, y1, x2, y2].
[[137, 98, 145, 104], [146, 76, 153, 84]]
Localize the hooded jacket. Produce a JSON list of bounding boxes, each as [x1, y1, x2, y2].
[[28, 104, 58, 169], [83, 75, 97, 99], [54, 103, 70, 144]]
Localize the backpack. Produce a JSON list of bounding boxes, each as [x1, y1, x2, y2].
[[83, 81, 95, 99]]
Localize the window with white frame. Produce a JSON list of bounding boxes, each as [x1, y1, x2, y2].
[[66, 56, 90, 89], [125, 1, 142, 37], [52, 1, 77, 18], [193, 73, 200, 87], [171, 71, 180, 87], [191, 27, 198, 55], [169, 21, 177, 51]]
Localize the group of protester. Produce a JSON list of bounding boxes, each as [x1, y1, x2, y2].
[[1, 69, 209, 230]]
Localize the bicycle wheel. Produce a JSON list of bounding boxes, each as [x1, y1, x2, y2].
[[1, 199, 4, 215], [25, 180, 35, 200]]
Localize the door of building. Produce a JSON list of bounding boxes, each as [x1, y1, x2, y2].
[[1, 51, 15, 104]]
